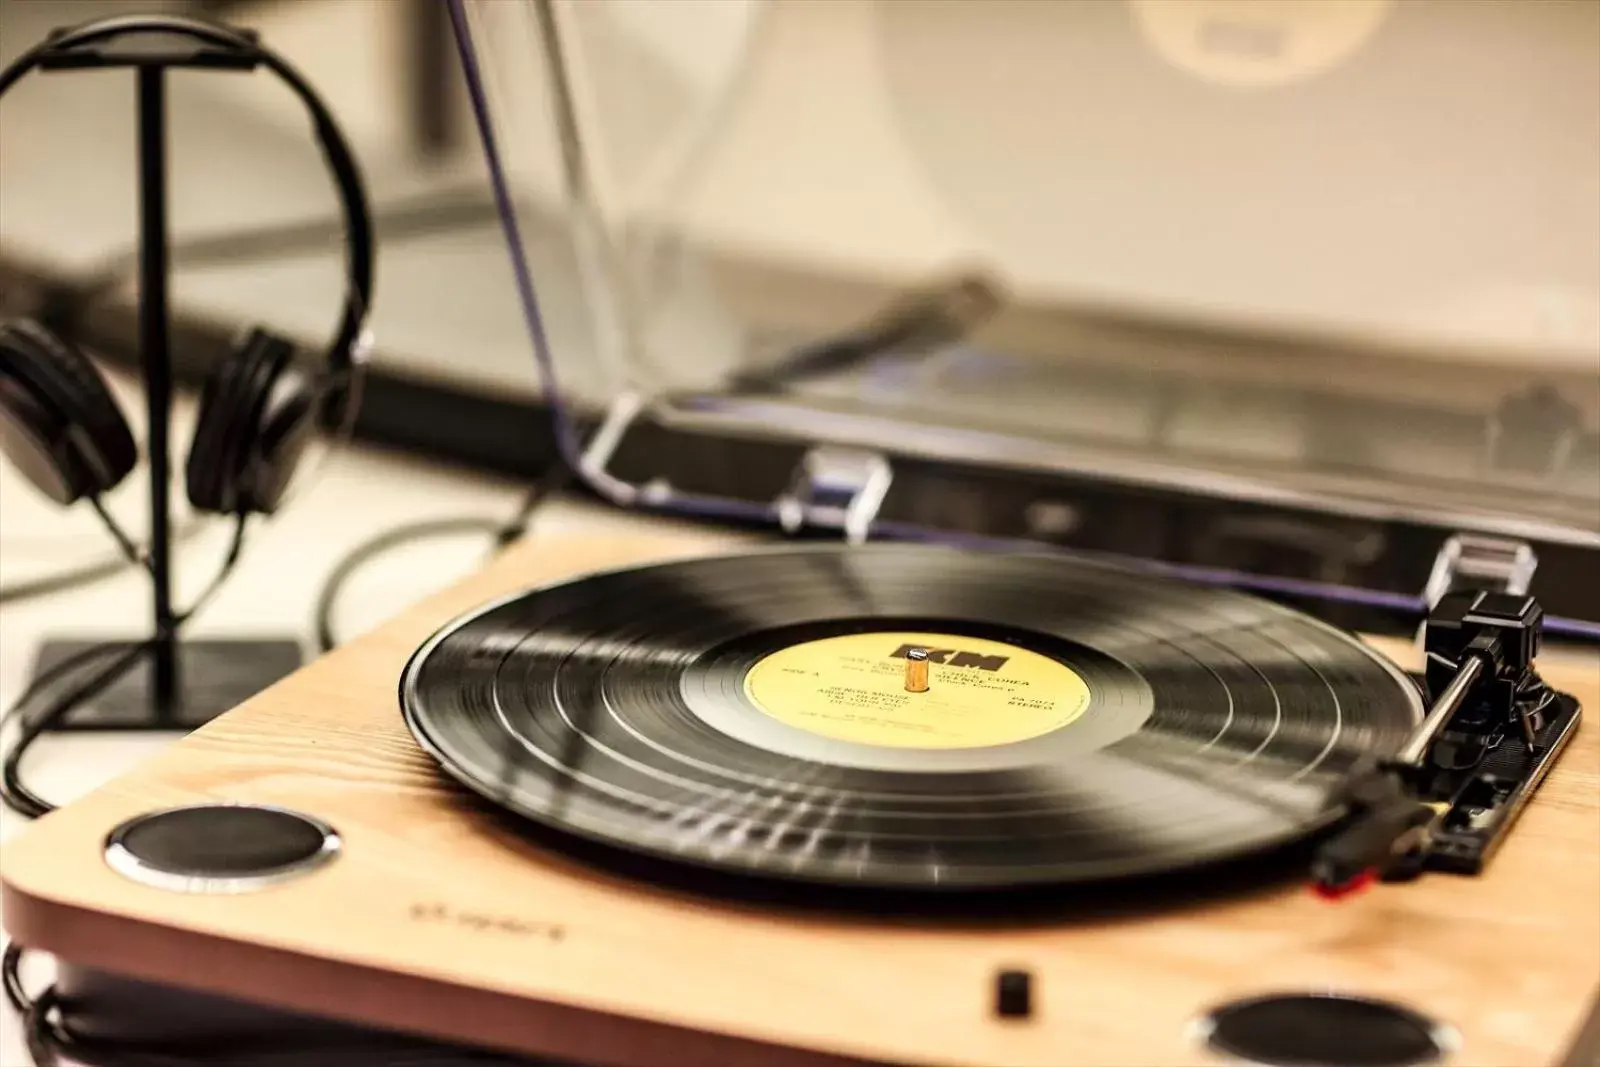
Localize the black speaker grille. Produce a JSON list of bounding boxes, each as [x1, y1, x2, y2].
[[1205, 993, 1447, 1067], [110, 805, 334, 879]]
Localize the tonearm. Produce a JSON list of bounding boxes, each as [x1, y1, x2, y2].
[[1312, 590, 1580, 896]]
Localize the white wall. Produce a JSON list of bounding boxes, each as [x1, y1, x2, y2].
[[4, 0, 1596, 391]]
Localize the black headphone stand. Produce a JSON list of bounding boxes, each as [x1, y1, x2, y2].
[[26, 23, 303, 732]]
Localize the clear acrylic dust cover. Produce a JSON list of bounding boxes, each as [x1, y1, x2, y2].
[[446, 0, 1598, 548]]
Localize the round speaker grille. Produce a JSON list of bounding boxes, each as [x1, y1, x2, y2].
[[104, 804, 340, 893], [1198, 993, 1454, 1067]]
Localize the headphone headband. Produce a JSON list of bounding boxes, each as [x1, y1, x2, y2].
[[0, 13, 374, 384]]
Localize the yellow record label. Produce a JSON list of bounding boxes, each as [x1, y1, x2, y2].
[[742, 632, 1090, 750]]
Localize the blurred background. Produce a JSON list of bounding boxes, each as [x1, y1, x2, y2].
[[1, 0, 1597, 624], [0, 0, 534, 414]]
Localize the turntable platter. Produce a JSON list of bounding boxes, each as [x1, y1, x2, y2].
[[399, 545, 1423, 890]]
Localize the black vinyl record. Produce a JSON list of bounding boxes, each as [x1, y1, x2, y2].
[[399, 545, 1422, 890]]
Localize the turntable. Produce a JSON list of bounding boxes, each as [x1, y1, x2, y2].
[[2, 531, 1597, 1066], [4, 2, 1600, 1065]]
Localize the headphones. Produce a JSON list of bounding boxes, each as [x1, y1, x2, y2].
[[0, 13, 374, 516]]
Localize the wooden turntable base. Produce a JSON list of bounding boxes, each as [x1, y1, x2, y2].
[[3, 533, 1597, 1067]]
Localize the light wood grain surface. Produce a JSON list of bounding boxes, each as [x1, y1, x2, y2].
[[3, 533, 1596, 1067]]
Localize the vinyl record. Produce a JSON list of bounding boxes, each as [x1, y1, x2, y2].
[[399, 545, 1423, 890]]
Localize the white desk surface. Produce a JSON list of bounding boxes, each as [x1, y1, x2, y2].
[[0, 368, 684, 1063]]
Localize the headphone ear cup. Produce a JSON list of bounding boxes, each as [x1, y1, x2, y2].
[[240, 380, 318, 516], [186, 328, 294, 515], [0, 320, 137, 505], [185, 338, 246, 515]]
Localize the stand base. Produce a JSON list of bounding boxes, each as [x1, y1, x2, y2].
[[31, 639, 304, 732]]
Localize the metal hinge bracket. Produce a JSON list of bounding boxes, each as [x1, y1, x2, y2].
[[1423, 533, 1538, 608], [776, 447, 893, 545]]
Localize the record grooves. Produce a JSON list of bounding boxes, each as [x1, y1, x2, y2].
[[399, 546, 1424, 891]]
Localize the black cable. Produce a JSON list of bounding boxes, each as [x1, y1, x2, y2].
[[84, 496, 150, 574], [1, 554, 142, 607], [25, 989, 62, 1067], [0, 518, 209, 607], [0, 495, 156, 607], [3, 943, 524, 1066], [313, 517, 498, 654], [312, 464, 569, 654], [0, 514, 249, 819], [2, 940, 26, 1015], [493, 462, 570, 548], [0, 642, 150, 819], [0, 493, 177, 813]]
